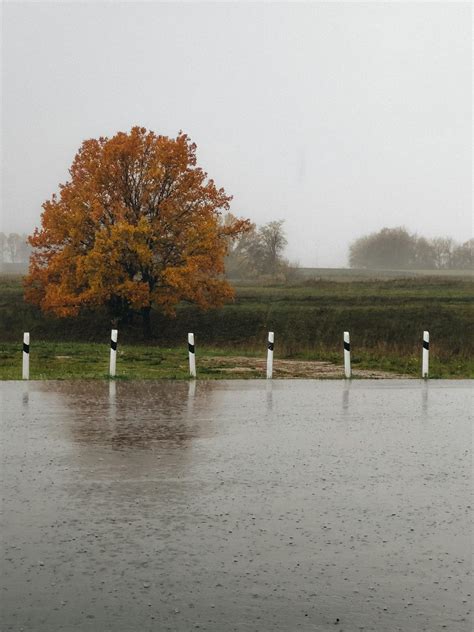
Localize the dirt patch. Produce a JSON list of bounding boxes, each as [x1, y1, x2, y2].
[[200, 356, 410, 379]]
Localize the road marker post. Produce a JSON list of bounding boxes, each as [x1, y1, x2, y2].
[[266, 331, 274, 379], [188, 333, 196, 378], [344, 331, 351, 379], [109, 329, 118, 377], [422, 331, 429, 379], [22, 332, 30, 380]]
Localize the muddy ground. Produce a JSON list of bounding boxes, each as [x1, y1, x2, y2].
[[201, 356, 410, 379]]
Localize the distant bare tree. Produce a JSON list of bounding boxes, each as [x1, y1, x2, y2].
[[0, 233, 6, 263], [17, 235, 32, 263], [223, 214, 260, 278], [224, 218, 289, 278], [6, 233, 19, 262], [258, 220, 288, 276], [452, 239, 473, 270], [431, 237, 455, 269], [0, 232, 32, 263]]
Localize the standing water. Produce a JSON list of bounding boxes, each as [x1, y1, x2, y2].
[[1, 380, 471, 631]]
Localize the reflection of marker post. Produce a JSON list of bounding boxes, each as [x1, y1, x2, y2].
[[188, 378, 196, 399], [422, 331, 429, 379], [108, 379, 116, 424], [265, 379, 273, 411], [422, 380, 428, 413], [342, 381, 350, 410], [22, 332, 30, 380], [343, 331, 351, 379], [186, 379, 196, 419], [188, 333, 196, 378], [266, 331, 274, 379], [109, 379, 116, 402], [109, 329, 118, 377]]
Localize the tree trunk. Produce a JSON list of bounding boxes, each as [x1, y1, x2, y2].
[[141, 306, 152, 339]]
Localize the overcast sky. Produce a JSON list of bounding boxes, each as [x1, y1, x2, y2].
[[1, 1, 472, 266]]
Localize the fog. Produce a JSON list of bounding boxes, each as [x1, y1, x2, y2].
[[1, 2, 471, 266]]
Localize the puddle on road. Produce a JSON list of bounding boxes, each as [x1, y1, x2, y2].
[[1, 380, 472, 631]]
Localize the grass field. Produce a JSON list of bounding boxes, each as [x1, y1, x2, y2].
[[0, 341, 470, 380], [0, 274, 472, 379], [297, 266, 473, 280], [0, 342, 237, 380]]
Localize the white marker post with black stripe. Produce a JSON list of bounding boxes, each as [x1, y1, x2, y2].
[[109, 329, 118, 377], [343, 331, 351, 378], [188, 333, 196, 378], [422, 330, 429, 379], [266, 331, 274, 379], [22, 332, 30, 380]]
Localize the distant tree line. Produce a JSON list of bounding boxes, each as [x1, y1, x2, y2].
[[224, 216, 297, 279], [349, 227, 473, 270], [0, 233, 32, 264]]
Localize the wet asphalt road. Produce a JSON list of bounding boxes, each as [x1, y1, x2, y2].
[[0, 380, 472, 631]]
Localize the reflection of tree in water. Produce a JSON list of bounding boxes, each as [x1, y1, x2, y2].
[[39, 380, 216, 451], [108, 381, 192, 450]]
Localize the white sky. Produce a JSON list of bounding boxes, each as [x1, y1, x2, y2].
[[1, 1, 472, 266]]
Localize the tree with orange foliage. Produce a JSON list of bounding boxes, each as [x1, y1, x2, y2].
[[25, 127, 249, 336]]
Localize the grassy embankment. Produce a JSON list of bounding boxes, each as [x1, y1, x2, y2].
[[0, 273, 472, 379]]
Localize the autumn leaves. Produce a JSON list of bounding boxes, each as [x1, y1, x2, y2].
[[25, 127, 250, 335]]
